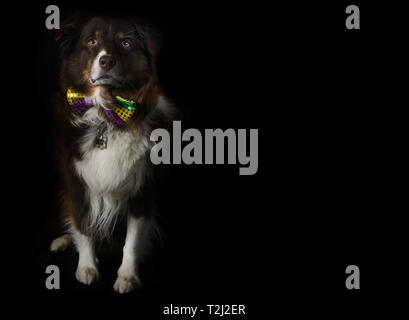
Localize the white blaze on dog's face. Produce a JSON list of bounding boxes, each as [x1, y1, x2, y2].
[[89, 49, 123, 87]]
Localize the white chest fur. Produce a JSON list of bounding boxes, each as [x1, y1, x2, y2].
[[74, 124, 150, 237], [71, 92, 170, 237], [75, 128, 149, 193]]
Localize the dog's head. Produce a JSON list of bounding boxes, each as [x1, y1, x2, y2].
[[57, 14, 159, 107]]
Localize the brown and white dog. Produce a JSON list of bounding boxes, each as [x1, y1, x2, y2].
[[49, 14, 172, 293]]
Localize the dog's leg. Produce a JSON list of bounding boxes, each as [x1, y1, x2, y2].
[[50, 234, 72, 252], [114, 215, 143, 293], [72, 228, 99, 285]]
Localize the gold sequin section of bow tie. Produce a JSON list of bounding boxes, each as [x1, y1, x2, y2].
[[113, 96, 136, 122], [67, 87, 85, 104]]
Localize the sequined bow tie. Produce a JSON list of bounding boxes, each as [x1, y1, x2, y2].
[[67, 87, 136, 130]]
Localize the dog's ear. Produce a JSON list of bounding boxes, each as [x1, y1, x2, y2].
[[132, 22, 161, 62], [56, 13, 88, 55]]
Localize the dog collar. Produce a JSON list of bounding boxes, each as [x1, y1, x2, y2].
[[67, 87, 136, 130]]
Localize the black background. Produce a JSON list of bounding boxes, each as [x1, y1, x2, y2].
[[1, 0, 406, 317]]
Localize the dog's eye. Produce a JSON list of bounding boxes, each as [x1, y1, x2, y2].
[[121, 39, 132, 48], [88, 38, 97, 47]]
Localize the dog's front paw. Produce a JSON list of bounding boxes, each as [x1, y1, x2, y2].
[[50, 234, 72, 252], [75, 266, 99, 285], [113, 274, 141, 294]]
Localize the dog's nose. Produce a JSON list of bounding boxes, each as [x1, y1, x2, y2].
[[99, 55, 116, 71]]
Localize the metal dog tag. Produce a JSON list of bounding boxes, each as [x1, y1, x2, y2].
[[95, 123, 108, 150]]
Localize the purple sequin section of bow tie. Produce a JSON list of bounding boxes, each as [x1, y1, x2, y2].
[[69, 99, 93, 116], [69, 98, 125, 130], [104, 109, 126, 130]]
